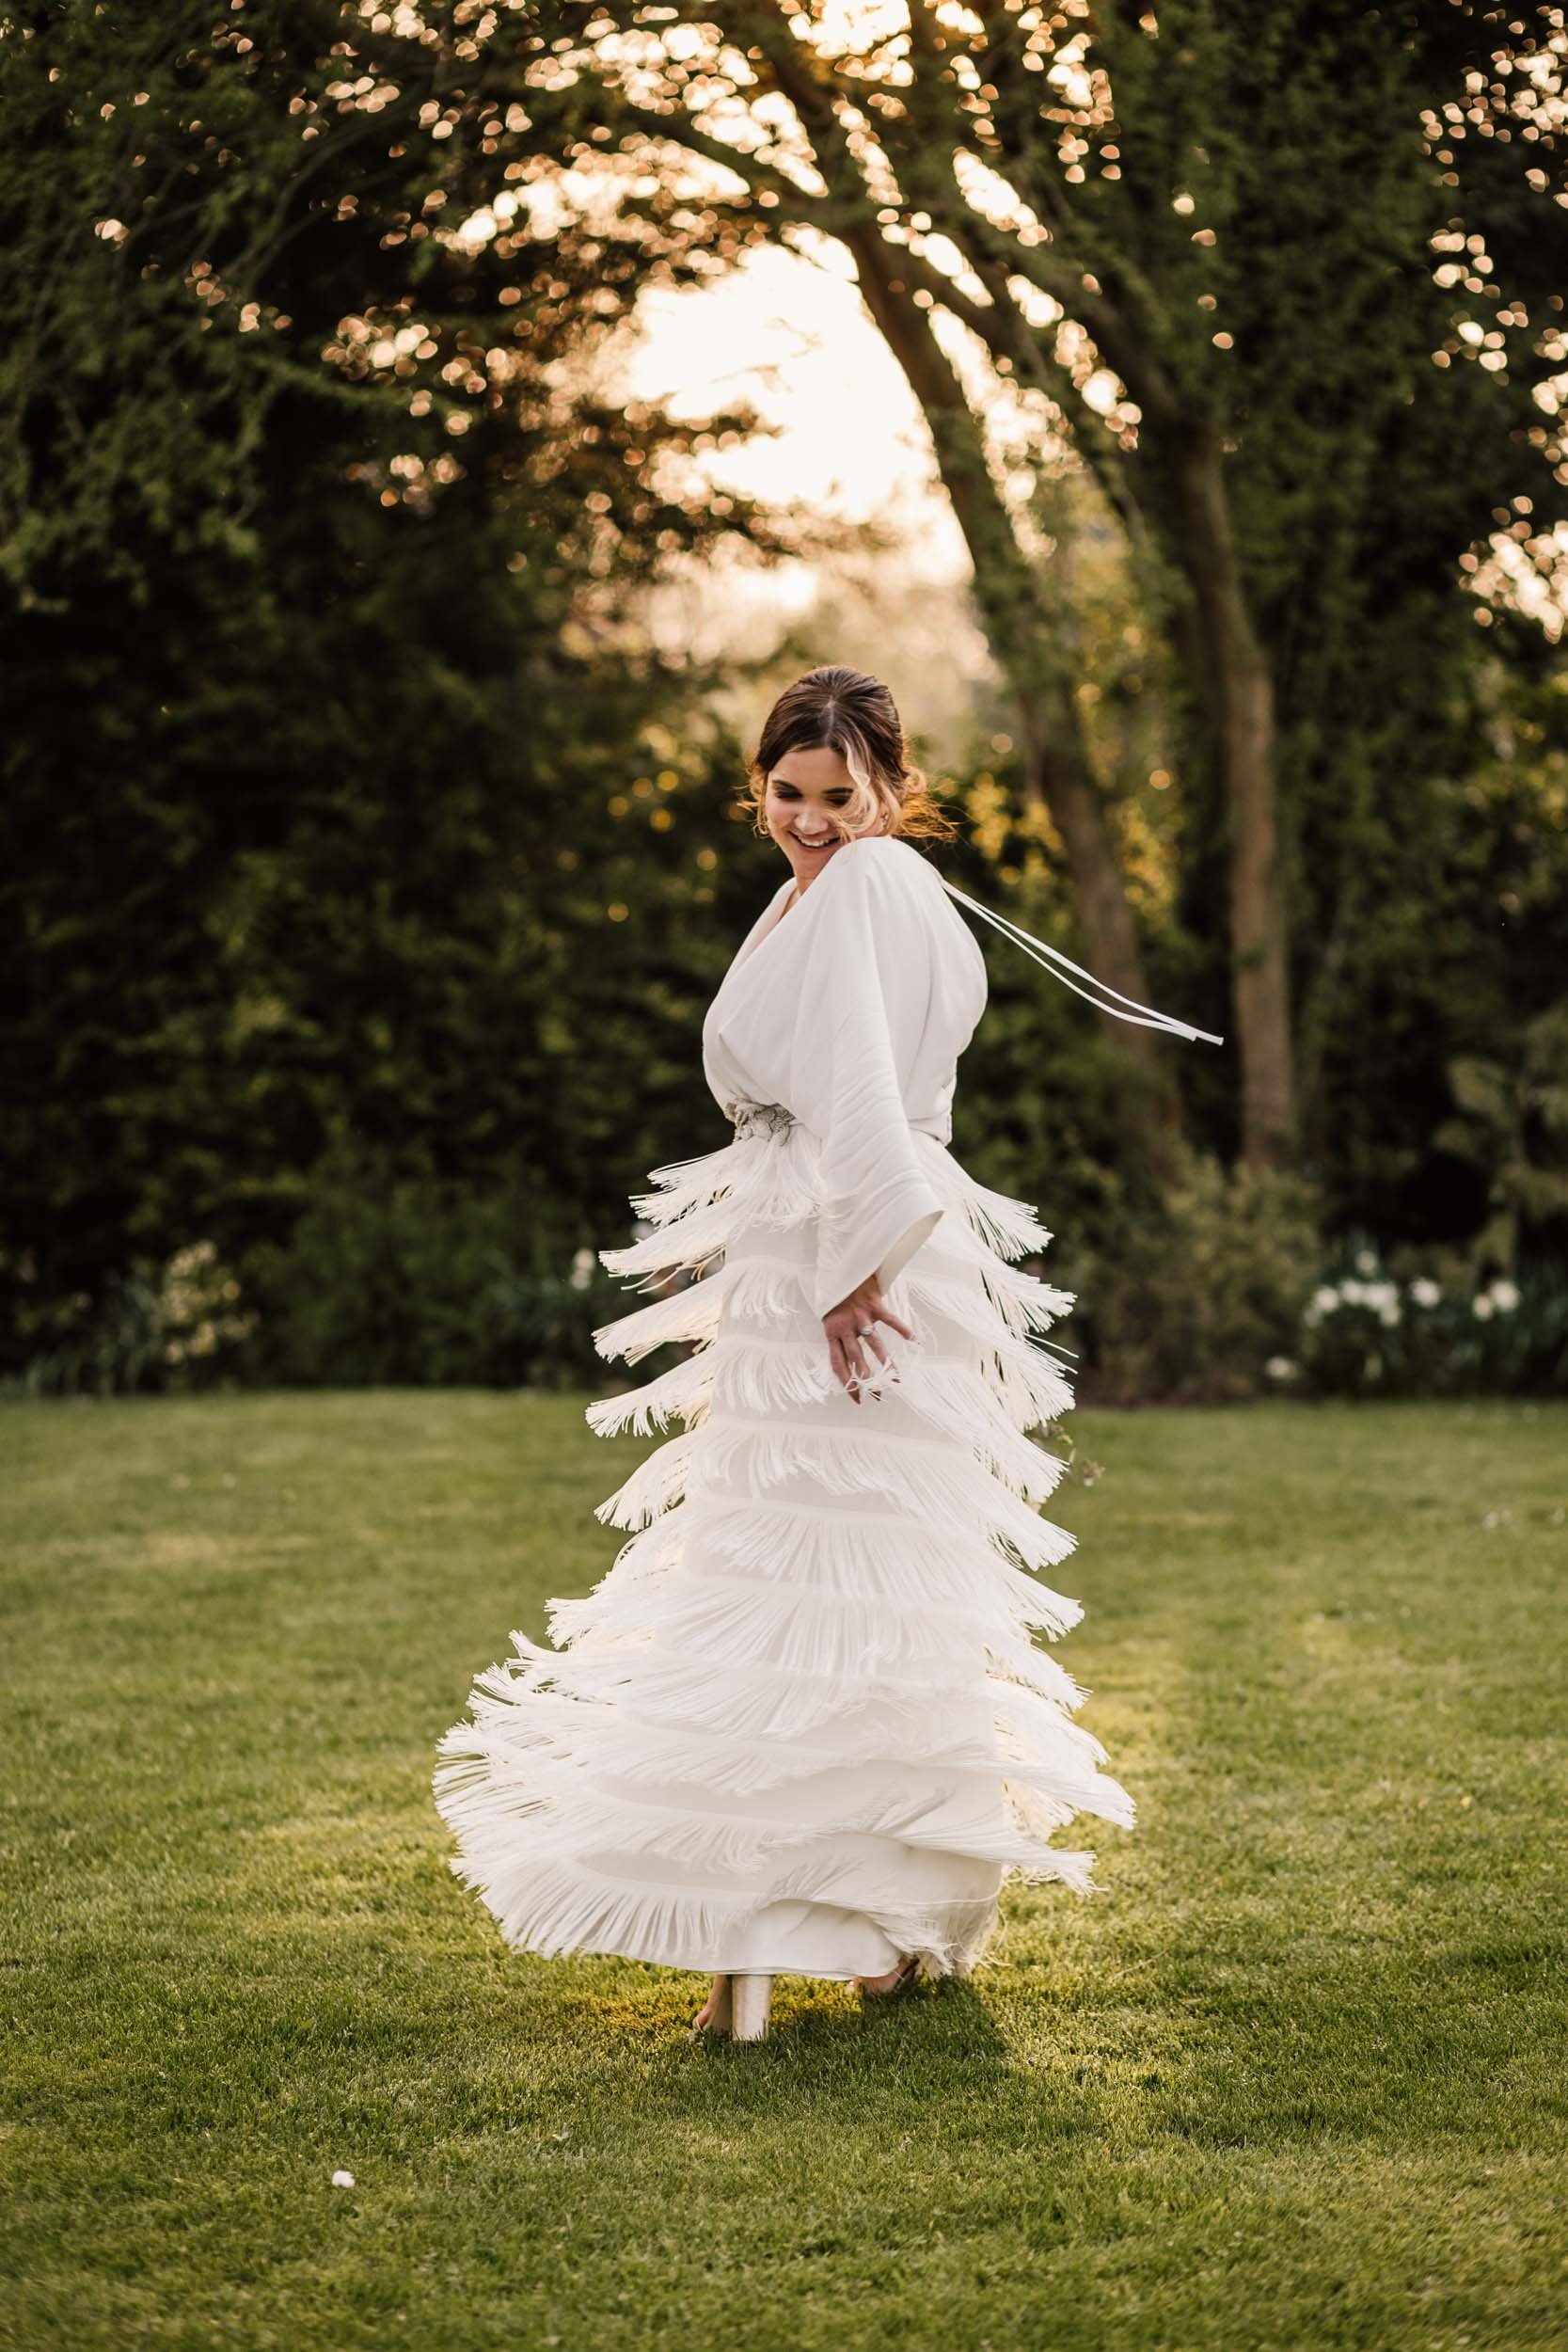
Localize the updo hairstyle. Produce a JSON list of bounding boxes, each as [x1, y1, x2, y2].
[[746, 665, 957, 844]]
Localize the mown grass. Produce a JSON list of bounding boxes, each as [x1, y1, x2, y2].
[[3, 1391, 1566, 2352]]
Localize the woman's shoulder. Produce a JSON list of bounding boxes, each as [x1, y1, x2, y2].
[[837, 834, 940, 888], [841, 831, 925, 861], [842, 834, 986, 981], [820, 835, 958, 959]]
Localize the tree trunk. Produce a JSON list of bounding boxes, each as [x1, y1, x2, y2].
[[1172, 429, 1295, 1166], [846, 226, 1185, 1167]]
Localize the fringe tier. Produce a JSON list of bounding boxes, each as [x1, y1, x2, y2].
[[434, 1120, 1132, 1982]]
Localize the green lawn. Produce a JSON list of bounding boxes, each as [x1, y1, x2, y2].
[[3, 1391, 1565, 2352]]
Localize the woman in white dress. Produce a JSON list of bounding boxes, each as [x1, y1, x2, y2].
[[434, 664, 1218, 2042]]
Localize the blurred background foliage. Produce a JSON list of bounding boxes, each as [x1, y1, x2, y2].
[[4, 0, 1567, 1406]]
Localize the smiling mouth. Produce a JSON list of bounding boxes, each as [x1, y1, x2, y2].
[[789, 832, 838, 850]]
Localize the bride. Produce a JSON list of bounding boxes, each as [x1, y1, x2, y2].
[[435, 663, 1216, 2042]]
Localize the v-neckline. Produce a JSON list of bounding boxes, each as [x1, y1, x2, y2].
[[736, 850, 855, 975]]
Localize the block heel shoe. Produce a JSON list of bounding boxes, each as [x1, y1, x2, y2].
[[730, 1975, 773, 2042]]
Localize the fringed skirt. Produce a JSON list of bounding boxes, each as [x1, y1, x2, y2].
[[432, 1116, 1133, 1982]]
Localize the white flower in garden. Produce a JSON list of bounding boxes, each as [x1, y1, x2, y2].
[[1410, 1278, 1442, 1309], [1377, 1300, 1402, 1327], [1355, 1248, 1377, 1275], [1265, 1356, 1297, 1380], [1472, 1293, 1495, 1319], [1488, 1279, 1520, 1312], [1365, 1280, 1399, 1312], [1312, 1286, 1340, 1314], [568, 1246, 596, 1293], [1340, 1279, 1366, 1307], [330, 2169, 356, 2189]]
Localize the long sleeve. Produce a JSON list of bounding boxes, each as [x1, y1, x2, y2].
[[796, 843, 946, 1320]]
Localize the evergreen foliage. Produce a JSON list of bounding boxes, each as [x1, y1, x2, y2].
[[3, 3, 1566, 1392], [0, 2, 780, 1381]]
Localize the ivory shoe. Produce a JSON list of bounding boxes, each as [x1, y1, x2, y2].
[[730, 1974, 773, 2042]]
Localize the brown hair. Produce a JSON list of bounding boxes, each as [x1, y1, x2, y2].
[[746, 665, 958, 845]]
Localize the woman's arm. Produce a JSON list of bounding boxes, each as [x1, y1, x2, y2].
[[799, 841, 946, 1326]]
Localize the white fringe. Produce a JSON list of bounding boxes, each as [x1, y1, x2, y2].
[[689, 1413, 1072, 1535], [913, 1256, 1076, 1340], [546, 1565, 1046, 1692], [601, 1131, 819, 1279], [430, 1838, 1009, 1978], [593, 1428, 699, 1529], [480, 1623, 1093, 1751], [434, 1112, 1132, 1975], [933, 1161, 1053, 1262], [493, 1633, 1002, 1745], [720, 1257, 823, 1326], [628, 1138, 749, 1223], [583, 1350, 709, 1439], [593, 1268, 729, 1365], [437, 1769, 1102, 1889], [436, 1709, 1102, 1894], [448, 1669, 1130, 1826], [585, 1332, 1074, 1476], [688, 1495, 1082, 1634], [717, 1252, 1080, 1432], [597, 1200, 735, 1280]]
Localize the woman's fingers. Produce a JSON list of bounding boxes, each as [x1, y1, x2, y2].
[[831, 1326, 879, 1399], [852, 1287, 915, 1346], [828, 1331, 861, 1405], [827, 1320, 904, 1399], [825, 1287, 917, 1401]]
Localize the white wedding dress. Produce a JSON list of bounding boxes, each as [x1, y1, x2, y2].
[[434, 835, 1133, 1982]]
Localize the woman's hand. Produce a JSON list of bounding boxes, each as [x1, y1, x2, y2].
[[822, 1278, 915, 1406]]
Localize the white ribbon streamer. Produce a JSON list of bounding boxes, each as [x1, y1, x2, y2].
[[940, 876, 1225, 1048]]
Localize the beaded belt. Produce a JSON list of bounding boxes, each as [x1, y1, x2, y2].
[[724, 1098, 796, 1140], [723, 1096, 952, 1146]]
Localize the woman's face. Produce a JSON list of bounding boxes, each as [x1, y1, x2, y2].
[[764, 745, 881, 888]]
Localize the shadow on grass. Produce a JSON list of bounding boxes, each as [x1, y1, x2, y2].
[[445, 1951, 1109, 2151]]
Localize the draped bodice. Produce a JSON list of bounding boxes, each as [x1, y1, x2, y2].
[[700, 836, 987, 1315]]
